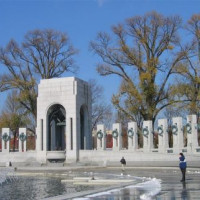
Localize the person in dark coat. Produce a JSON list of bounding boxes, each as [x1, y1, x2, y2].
[[120, 156, 126, 171], [179, 153, 187, 182]]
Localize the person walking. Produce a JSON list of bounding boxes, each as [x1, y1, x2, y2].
[[179, 153, 187, 182], [120, 156, 126, 171]]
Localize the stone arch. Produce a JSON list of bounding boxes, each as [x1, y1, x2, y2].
[[80, 104, 89, 150], [47, 104, 66, 151]]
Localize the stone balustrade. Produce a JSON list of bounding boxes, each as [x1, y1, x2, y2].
[[1, 128, 27, 152], [96, 114, 200, 154], [1, 114, 200, 155]]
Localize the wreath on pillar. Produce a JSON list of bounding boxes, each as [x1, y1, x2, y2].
[[19, 132, 27, 142], [142, 127, 149, 136], [142, 126, 149, 137], [186, 123, 192, 134], [128, 128, 134, 138], [171, 124, 178, 135], [112, 129, 118, 139], [2, 132, 10, 142], [157, 126, 163, 136], [97, 130, 103, 139]]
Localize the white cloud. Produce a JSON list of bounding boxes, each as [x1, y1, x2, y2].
[[97, 0, 107, 7]]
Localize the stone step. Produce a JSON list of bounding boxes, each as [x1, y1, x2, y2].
[[61, 177, 135, 185]]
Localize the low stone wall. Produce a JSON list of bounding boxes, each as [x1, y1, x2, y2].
[[79, 149, 200, 165], [0, 149, 199, 167], [96, 115, 200, 154], [0, 151, 37, 164]]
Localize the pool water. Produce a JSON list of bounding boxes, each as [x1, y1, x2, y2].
[[0, 169, 161, 200], [0, 174, 99, 200]]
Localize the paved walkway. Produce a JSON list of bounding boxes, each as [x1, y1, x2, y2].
[[129, 167, 200, 199]]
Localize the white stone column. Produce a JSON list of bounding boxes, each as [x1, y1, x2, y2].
[[19, 128, 27, 152], [75, 114, 80, 161], [112, 123, 122, 151], [96, 124, 106, 150], [2, 128, 11, 153], [43, 119, 47, 151], [186, 115, 198, 153], [157, 119, 169, 153], [66, 117, 71, 152], [142, 121, 153, 152], [36, 119, 43, 151], [127, 122, 138, 150], [172, 117, 184, 153], [65, 114, 79, 162]]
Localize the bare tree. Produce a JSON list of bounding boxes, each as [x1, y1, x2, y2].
[[90, 12, 187, 126], [0, 29, 78, 121], [89, 79, 113, 130], [175, 14, 200, 116]]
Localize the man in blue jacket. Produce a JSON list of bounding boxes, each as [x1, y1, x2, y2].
[[179, 153, 187, 182]]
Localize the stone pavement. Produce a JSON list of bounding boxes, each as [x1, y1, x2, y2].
[[128, 167, 200, 199], [10, 158, 200, 171]]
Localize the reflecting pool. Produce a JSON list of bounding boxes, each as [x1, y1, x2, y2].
[[4, 168, 200, 200], [0, 170, 105, 200], [0, 168, 160, 200]]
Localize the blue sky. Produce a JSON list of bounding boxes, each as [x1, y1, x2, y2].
[[0, 0, 200, 112]]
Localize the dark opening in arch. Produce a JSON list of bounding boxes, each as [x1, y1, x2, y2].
[[47, 104, 66, 151], [80, 104, 89, 150]]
